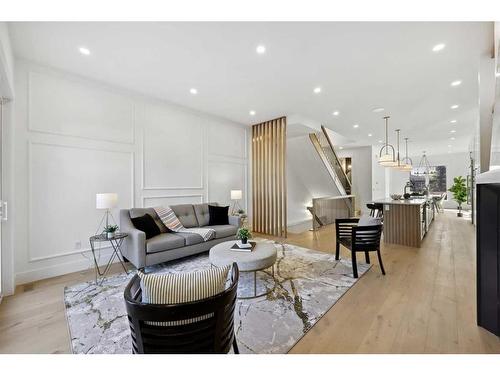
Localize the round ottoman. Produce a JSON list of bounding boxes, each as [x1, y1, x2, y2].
[[209, 240, 277, 299]]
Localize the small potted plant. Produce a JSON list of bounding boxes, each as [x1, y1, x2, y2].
[[448, 176, 467, 217], [236, 227, 252, 244], [103, 224, 119, 239]]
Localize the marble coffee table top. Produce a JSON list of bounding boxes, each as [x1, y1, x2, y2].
[[209, 240, 277, 272]]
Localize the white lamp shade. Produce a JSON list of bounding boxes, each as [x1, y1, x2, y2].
[[96, 193, 118, 209], [230, 190, 242, 200]]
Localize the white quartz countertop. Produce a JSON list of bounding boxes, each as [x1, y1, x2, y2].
[[371, 198, 428, 205]]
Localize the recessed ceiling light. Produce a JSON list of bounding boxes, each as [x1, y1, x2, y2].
[[79, 46, 90, 55], [450, 130, 456, 133], [378, 140, 383, 143], [496, 71, 500, 77], [249, 110, 256, 116], [432, 43, 446, 52], [450, 120, 457, 123], [339, 146, 344, 150], [313, 87, 322, 94], [368, 133, 373, 137], [451, 80, 462, 87], [256, 45, 266, 54], [353, 124, 359, 128], [448, 145, 452, 147], [372, 107, 385, 113], [189, 88, 198, 95], [332, 111, 340, 116], [450, 137, 456, 140], [451, 104, 459, 109]]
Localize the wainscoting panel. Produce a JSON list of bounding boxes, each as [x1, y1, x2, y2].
[[143, 194, 204, 208], [208, 119, 247, 160], [142, 103, 204, 189], [28, 70, 135, 144], [207, 160, 247, 209], [28, 141, 134, 262]]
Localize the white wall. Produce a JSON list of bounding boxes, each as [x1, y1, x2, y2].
[[286, 135, 339, 226], [337, 146, 372, 215], [388, 151, 471, 209], [11, 59, 249, 286], [0, 22, 14, 97]]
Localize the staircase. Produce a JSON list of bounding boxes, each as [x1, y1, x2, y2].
[[309, 125, 353, 211]]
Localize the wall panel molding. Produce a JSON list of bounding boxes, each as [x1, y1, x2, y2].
[[142, 194, 204, 208], [28, 70, 135, 145], [27, 140, 134, 263]]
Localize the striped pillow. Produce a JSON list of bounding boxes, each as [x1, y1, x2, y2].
[[154, 206, 184, 232], [138, 266, 231, 326]]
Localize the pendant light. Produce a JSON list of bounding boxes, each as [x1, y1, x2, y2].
[[378, 116, 396, 166], [400, 137, 413, 171], [415, 151, 436, 176], [393, 129, 402, 169]]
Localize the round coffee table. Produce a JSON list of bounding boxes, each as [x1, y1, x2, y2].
[[209, 240, 277, 299]]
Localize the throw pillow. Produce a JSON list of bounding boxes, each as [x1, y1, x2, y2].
[[358, 215, 382, 227], [208, 205, 229, 225], [138, 265, 231, 304], [131, 214, 161, 239]]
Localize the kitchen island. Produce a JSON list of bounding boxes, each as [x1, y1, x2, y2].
[[371, 198, 434, 247]]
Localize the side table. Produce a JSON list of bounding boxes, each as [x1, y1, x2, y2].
[[89, 233, 129, 285]]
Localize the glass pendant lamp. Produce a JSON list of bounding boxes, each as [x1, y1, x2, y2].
[[378, 116, 396, 166]]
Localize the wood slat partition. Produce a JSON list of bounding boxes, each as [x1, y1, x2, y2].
[[252, 117, 287, 237]]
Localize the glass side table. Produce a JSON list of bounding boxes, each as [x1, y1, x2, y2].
[[89, 233, 129, 285]]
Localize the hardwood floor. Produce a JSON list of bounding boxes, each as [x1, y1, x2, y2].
[[0, 211, 499, 353]]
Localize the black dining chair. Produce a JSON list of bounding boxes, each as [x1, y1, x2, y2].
[[335, 218, 385, 278], [124, 263, 240, 354]]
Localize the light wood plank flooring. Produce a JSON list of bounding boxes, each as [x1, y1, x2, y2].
[[0, 211, 499, 353]]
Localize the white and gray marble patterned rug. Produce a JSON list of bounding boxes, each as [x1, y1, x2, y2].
[[64, 240, 370, 354]]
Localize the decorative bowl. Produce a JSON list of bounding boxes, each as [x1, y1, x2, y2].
[[390, 194, 402, 200]]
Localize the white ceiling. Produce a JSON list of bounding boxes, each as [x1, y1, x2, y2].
[[8, 22, 494, 154]]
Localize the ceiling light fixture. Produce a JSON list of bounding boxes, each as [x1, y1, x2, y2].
[[256, 45, 266, 54], [432, 43, 446, 52], [496, 72, 500, 78], [339, 146, 344, 150], [451, 104, 459, 109], [450, 120, 457, 124], [249, 110, 256, 116], [451, 80, 462, 87], [189, 88, 198, 95], [414, 151, 436, 176], [368, 133, 373, 137], [378, 116, 396, 167], [79, 46, 90, 55], [372, 107, 385, 113], [313, 87, 322, 94], [332, 111, 340, 116], [450, 137, 456, 140], [399, 137, 413, 171], [353, 124, 359, 128], [450, 130, 456, 133]]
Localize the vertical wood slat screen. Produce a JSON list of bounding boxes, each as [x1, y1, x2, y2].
[[252, 117, 287, 237]]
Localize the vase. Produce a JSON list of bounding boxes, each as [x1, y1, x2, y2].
[[107, 232, 114, 239]]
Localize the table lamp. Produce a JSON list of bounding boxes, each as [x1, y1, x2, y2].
[[96, 193, 118, 232], [230, 190, 242, 215]]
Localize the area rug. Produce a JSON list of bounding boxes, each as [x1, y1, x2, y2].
[[64, 240, 370, 354]]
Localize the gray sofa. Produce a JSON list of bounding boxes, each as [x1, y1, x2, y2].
[[119, 203, 242, 269]]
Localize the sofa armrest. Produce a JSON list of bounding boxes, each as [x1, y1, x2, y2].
[[120, 209, 146, 269], [228, 215, 242, 228]]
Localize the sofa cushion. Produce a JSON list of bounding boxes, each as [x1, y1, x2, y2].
[[146, 233, 185, 254], [193, 202, 217, 227], [131, 214, 161, 240], [208, 205, 229, 225], [129, 208, 169, 233], [174, 232, 204, 246], [203, 225, 238, 239], [170, 204, 199, 228]]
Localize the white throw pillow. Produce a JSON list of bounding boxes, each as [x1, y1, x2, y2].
[[358, 215, 382, 227]]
